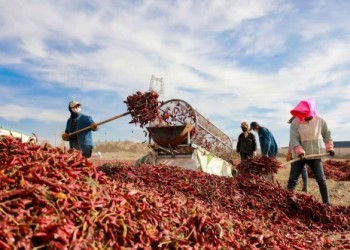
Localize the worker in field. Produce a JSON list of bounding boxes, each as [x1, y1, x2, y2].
[[236, 121, 257, 160], [287, 98, 334, 205], [249, 121, 278, 157], [286, 117, 308, 192], [61, 101, 98, 158]]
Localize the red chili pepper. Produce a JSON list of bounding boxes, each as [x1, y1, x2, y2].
[[0, 240, 11, 250], [49, 241, 67, 250], [0, 173, 16, 184], [0, 188, 34, 201]]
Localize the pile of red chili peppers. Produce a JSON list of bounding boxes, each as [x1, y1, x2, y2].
[[124, 91, 160, 128], [308, 159, 350, 181], [1, 135, 350, 249], [236, 156, 282, 176]]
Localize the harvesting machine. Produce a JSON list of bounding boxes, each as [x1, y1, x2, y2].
[[138, 99, 235, 177]]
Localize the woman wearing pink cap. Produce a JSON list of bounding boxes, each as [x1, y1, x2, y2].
[[286, 117, 308, 192], [287, 98, 335, 205]]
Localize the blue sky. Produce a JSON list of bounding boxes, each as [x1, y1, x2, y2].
[[1, 0, 350, 149]]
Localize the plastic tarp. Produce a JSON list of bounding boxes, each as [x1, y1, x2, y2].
[[136, 146, 233, 177], [195, 147, 233, 177]]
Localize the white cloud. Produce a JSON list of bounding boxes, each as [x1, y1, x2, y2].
[[1, 0, 350, 145], [0, 104, 66, 122]]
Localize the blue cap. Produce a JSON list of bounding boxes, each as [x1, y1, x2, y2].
[[250, 121, 259, 131]]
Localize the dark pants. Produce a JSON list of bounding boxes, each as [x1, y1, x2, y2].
[[301, 165, 308, 189], [262, 153, 276, 158], [240, 153, 253, 160], [82, 148, 92, 158], [287, 159, 329, 203]]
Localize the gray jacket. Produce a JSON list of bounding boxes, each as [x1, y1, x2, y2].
[[290, 116, 332, 159]]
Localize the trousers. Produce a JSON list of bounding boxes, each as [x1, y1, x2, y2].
[[301, 165, 308, 189], [287, 159, 329, 203]]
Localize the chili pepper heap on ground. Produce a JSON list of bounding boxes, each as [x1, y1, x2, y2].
[[0, 135, 349, 249], [236, 156, 282, 175]]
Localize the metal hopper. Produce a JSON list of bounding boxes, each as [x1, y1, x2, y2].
[[146, 124, 194, 148], [147, 99, 233, 160]]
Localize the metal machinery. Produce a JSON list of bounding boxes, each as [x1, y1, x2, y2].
[[147, 99, 233, 161]]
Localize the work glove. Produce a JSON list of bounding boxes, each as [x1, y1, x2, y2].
[[298, 153, 305, 161], [61, 133, 70, 141], [91, 123, 99, 131], [325, 141, 335, 156], [286, 152, 292, 161], [294, 145, 305, 160]]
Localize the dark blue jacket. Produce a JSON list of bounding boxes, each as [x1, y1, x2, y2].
[[65, 113, 95, 155], [257, 127, 278, 157]]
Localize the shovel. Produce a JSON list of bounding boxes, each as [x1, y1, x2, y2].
[[68, 111, 131, 136], [283, 153, 329, 166], [67, 91, 159, 137]]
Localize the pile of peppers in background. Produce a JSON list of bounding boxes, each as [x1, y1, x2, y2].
[[308, 159, 350, 181]]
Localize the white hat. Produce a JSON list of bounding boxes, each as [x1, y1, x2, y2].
[[69, 101, 81, 108]]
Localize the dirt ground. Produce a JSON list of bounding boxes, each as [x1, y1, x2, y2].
[[91, 149, 350, 207]]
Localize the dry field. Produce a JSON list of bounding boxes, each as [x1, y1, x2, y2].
[[92, 142, 350, 207]]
